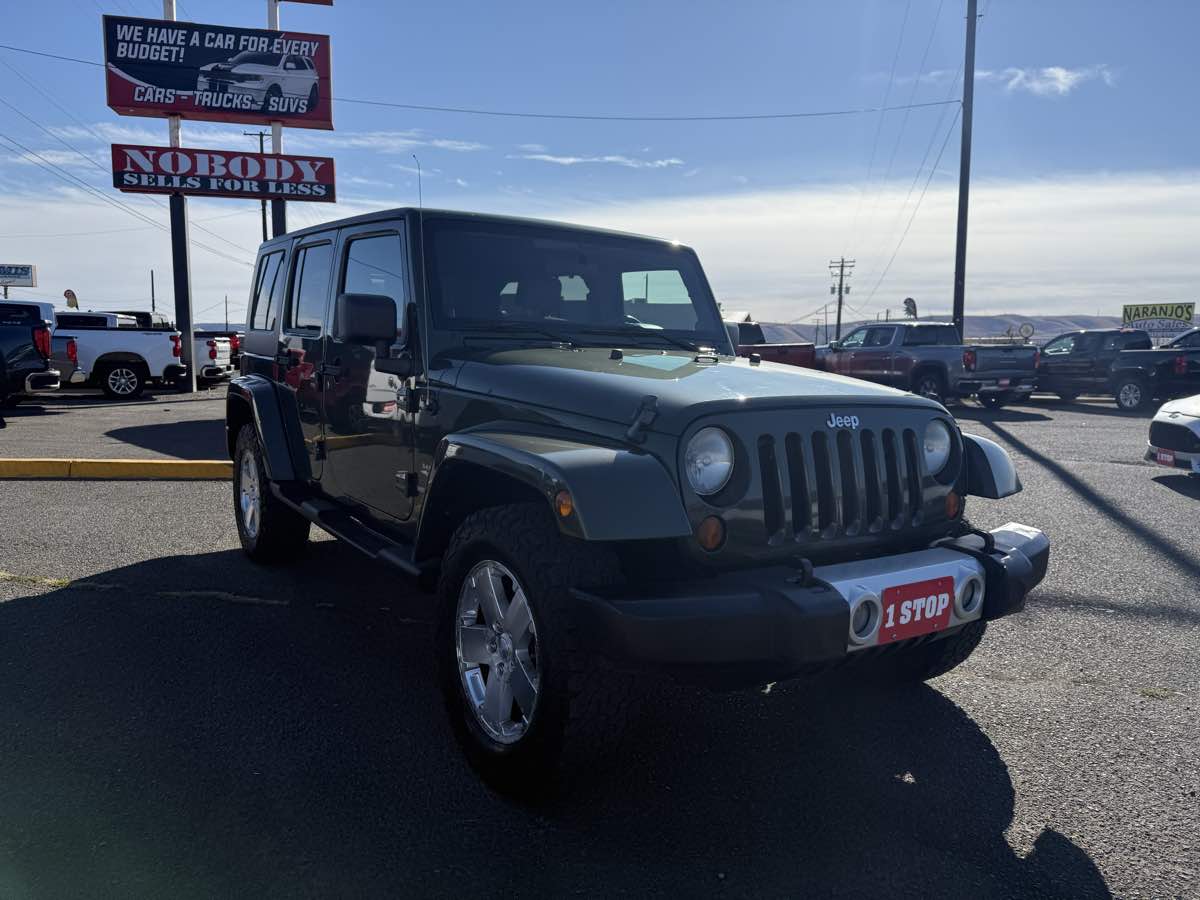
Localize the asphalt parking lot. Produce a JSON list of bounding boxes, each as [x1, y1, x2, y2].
[[0, 393, 1197, 898]]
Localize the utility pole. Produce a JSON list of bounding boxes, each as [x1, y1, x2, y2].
[[164, 0, 196, 393], [829, 257, 855, 341], [267, 0, 287, 237], [951, 0, 980, 341], [244, 130, 270, 242], [224, 294, 229, 332], [150, 269, 155, 313]]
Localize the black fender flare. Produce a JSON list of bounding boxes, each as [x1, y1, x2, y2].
[[415, 429, 692, 559], [225, 374, 310, 482]]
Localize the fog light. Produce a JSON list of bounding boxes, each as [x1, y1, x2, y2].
[[848, 593, 881, 645], [695, 515, 726, 552], [946, 491, 961, 518], [955, 575, 985, 617], [554, 490, 573, 518]]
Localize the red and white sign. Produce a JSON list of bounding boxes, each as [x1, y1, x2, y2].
[[878, 576, 955, 644], [103, 16, 333, 129], [1155, 448, 1176, 467], [111, 143, 336, 201]]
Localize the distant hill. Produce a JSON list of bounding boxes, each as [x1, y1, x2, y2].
[[760, 314, 1123, 345]]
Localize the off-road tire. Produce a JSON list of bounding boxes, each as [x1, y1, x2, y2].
[[99, 362, 147, 400], [1114, 376, 1151, 412], [894, 620, 987, 682], [435, 502, 635, 794], [233, 424, 310, 562]]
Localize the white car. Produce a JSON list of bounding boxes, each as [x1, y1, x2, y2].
[[197, 51, 319, 115], [54, 311, 186, 400], [194, 334, 234, 383], [1146, 394, 1200, 477]]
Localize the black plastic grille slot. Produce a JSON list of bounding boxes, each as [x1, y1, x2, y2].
[[784, 432, 811, 535], [757, 435, 785, 539], [811, 432, 837, 533], [836, 430, 860, 535], [861, 431, 883, 531], [882, 429, 904, 525], [902, 428, 923, 519]]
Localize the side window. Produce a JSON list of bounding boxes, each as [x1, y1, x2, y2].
[[288, 242, 334, 332], [1127, 332, 1152, 349], [1101, 334, 1120, 351], [938, 325, 961, 344], [864, 327, 895, 347], [1074, 333, 1102, 353], [341, 232, 408, 339], [840, 328, 868, 348], [250, 251, 284, 331], [1175, 331, 1200, 348], [903, 327, 935, 346], [1042, 335, 1076, 355]]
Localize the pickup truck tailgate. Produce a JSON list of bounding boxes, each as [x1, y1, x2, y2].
[[971, 345, 1039, 376]]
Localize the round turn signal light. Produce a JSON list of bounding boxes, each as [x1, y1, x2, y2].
[[554, 490, 574, 518], [695, 515, 726, 552]]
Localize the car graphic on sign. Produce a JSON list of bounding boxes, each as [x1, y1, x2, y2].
[[196, 51, 319, 115]]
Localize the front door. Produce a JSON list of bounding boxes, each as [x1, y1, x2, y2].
[[320, 222, 418, 523], [1037, 333, 1080, 392], [279, 235, 336, 480], [830, 327, 868, 377], [856, 326, 897, 385]]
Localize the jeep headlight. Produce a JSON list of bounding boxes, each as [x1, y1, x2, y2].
[[685, 427, 734, 496], [923, 420, 952, 475]]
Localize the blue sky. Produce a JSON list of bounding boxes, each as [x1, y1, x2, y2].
[[1, 0, 1197, 324]]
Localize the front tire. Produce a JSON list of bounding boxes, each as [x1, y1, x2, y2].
[[435, 503, 631, 793], [1114, 376, 1151, 412], [233, 424, 310, 561]]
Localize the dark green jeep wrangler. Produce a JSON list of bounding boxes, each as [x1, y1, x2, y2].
[[226, 209, 1049, 788]]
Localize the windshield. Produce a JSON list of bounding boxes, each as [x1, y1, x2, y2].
[[424, 218, 726, 348], [228, 51, 282, 67]]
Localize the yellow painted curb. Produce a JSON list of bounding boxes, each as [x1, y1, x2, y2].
[[0, 458, 232, 480]]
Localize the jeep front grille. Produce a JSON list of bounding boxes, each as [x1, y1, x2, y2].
[[1150, 421, 1200, 453], [757, 428, 924, 542]]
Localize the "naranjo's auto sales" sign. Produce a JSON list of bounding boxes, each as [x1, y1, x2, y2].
[[111, 144, 336, 201], [103, 15, 333, 129]]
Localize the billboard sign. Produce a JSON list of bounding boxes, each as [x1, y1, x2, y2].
[[111, 144, 336, 201], [103, 15, 333, 129], [1122, 302, 1195, 340], [0, 264, 37, 287]]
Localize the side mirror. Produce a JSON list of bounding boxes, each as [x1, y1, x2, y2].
[[374, 301, 422, 378], [828, 340, 841, 351], [333, 293, 396, 345]]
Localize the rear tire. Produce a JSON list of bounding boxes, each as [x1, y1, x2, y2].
[[1114, 376, 1151, 412], [233, 424, 310, 562], [99, 362, 147, 400], [435, 502, 633, 794], [893, 621, 987, 682]]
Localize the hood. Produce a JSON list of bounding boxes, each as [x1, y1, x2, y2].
[[451, 346, 937, 434], [1159, 393, 1200, 418]]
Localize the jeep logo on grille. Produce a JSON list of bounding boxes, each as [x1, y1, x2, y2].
[[826, 413, 860, 429]]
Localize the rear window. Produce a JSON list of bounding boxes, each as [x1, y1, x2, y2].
[[903, 325, 959, 346], [250, 250, 285, 331], [55, 313, 109, 328], [287, 242, 334, 332], [0, 303, 38, 325]]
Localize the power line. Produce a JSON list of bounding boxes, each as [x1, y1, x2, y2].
[[863, 105, 961, 305], [0, 42, 960, 123]]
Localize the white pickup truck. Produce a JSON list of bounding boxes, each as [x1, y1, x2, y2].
[[53, 311, 186, 399], [193, 333, 235, 383]]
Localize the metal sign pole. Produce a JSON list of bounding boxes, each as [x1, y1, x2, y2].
[[268, 0, 287, 237], [163, 0, 196, 392]]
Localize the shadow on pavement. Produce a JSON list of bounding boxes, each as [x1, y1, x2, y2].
[[1152, 473, 1200, 498], [0, 404, 65, 419], [105, 420, 228, 460], [952, 406, 1052, 424], [0, 546, 1109, 898]]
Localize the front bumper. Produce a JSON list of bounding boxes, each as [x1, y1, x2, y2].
[[200, 364, 234, 380], [573, 522, 1049, 688], [1145, 444, 1200, 474]]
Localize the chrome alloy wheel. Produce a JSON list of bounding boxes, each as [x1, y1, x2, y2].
[[1118, 382, 1142, 409], [456, 560, 540, 744], [238, 448, 261, 540], [107, 367, 139, 396]]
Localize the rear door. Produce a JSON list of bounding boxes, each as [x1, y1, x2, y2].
[[279, 233, 336, 480], [320, 221, 417, 522]]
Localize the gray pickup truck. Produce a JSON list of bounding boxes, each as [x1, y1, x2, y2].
[[818, 321, 1039, 408]]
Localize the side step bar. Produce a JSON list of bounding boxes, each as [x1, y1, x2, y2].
[[270, 481, 424, 577]]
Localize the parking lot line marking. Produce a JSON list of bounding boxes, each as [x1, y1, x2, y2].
[[0, 458, 232, 480]]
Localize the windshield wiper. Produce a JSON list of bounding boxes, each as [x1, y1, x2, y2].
[[460, 323, 576, 347], [573, 327, 705, 353]]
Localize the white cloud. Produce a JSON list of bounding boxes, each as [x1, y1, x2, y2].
[[2, 148, 105, 171], [453, 178, 469, 188], [979, 64, 1116, 96], [508, 153, 684, 169]]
